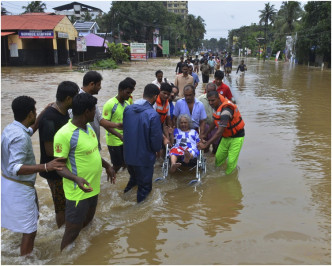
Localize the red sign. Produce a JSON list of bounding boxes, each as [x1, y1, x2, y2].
[[131, 53, 146, 60]]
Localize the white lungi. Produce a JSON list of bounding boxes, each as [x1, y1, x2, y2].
[[1, 176, 38, 234]]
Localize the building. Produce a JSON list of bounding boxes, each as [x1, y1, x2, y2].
[[163, 1, 188, 19], [53, 2, 103, 21], [74, 21, 100, 36], [76, 33, 108, 62], [1, 13, 78, 66]]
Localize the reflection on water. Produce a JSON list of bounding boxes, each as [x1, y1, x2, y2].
[[1, 58, 330, 264]]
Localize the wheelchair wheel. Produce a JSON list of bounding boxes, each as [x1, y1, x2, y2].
[[162, 159, 169, 177]]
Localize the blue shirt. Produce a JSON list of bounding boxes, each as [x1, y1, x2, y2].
[[173, 98, 207, 129], [208, 59, 216, 67], [191, 72, 200, 86], [1, 121, 36, 184], [169, 100, 175, 119]]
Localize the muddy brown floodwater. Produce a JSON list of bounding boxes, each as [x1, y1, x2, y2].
[[1, 57, 330, 264]]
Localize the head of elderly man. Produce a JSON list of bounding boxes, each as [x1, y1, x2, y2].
[[183, 84, 195, 104], [205, 82, 217, 93]]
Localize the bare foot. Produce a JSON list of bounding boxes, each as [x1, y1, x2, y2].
[[183, 150, 191, 164], [170, 163, 181, 173]]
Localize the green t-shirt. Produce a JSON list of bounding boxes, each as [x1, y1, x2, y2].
[[53, 120, 102, 202], [102, 96, 129, 146]]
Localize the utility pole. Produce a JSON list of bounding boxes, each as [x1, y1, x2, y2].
[[118, 24, 121, 43]]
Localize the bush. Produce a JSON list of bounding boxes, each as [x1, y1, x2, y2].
[[107, 42, 129, 63], [91, 58, 118, 69]]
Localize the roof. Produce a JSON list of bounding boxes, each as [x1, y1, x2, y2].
[[53, 2, 103, 12], [19, 12, 56, 15], [1, 14, 65, 30], [84, 33, 108, 47], [74, 21, 99, 31], [1, 31, 15, 36]]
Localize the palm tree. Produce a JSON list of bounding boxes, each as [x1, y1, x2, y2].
[[277, 1, 303, 33], [259, 2, 277, 60], [22, 1, 46, 14]]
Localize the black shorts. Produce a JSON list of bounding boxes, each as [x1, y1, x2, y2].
[[107, 145, 125, 167], [65, 195, 98, 224]]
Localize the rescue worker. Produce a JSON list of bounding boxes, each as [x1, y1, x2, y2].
[[198, 91, 245, 174], [154, 82, 173, 146]]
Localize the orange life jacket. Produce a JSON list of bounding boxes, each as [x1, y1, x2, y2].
[[213, 96, 245, 137], [155, 95, 169, 124]]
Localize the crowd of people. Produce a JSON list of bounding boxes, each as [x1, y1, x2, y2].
[[1, 54, 247, 256]]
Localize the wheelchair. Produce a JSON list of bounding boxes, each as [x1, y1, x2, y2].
[[155, 144, 207, 185]]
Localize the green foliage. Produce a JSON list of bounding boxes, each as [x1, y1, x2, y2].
[[91, 58, 118, 69], [296, 1, 331, 65], [96, 1, 206, 54], [22, 1, 46, 13], [82, 11, 92, 21], [202, 37, 227, 53], [106, 42, 129, 63]]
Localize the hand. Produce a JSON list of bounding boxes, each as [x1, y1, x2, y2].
[[46, 157, 66, 171], [200, 133, 207, 140], [75, 176, 93, 192], [106, 166, 116, 184], [116, 123, 123, 130], [163, 138, 171, 146], [197, 141, 207, 150]]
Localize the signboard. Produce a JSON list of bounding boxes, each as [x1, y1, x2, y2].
[[19, 30, 53, 39], [57, 32, 69, 38], [130, 43, 146, 61], [77, 36, 87, 52], [153, 28, 160, 45], [162, 40, 169, 55]]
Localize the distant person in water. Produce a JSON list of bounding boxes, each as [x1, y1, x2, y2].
[[225, 53, 233, 76], [236, 60, 247, 74]]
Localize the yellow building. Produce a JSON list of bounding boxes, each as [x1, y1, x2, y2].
[[1, 13, 78, 66], [163, 1, 188, 19]]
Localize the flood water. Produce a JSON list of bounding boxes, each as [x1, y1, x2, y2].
[[1, 57, 330, 264]]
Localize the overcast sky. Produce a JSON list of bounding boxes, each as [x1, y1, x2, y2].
[[2, 1, 307, 39]]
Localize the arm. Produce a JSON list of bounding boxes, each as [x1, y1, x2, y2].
[[172, 115, 177, 130], [150, 114, 163, 153], [56, 164, 93, 193], [166, 115, 173, 128], [100, 118, 122, 132], [18, 157, 65, 175], [101, 158, 116, 184], [201, 122, 216, 140], [236, 65, 240, 74], [199, 119, 206, 139], [107, 128, 123, 141], [174, 76, 178, 87], [30, 103, 53, 134], [198, 126, 224, 150]]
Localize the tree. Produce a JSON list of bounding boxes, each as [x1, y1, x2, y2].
[[183, 14, 206, 52], [276, 1, 303, 34], [259, 2, 277, 60], [82, 11, 92, 21], [296, 1, 331, 66], [1, 3, 8, 15], [22, 1, 46, 13], [95, 1, 206, 55]]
